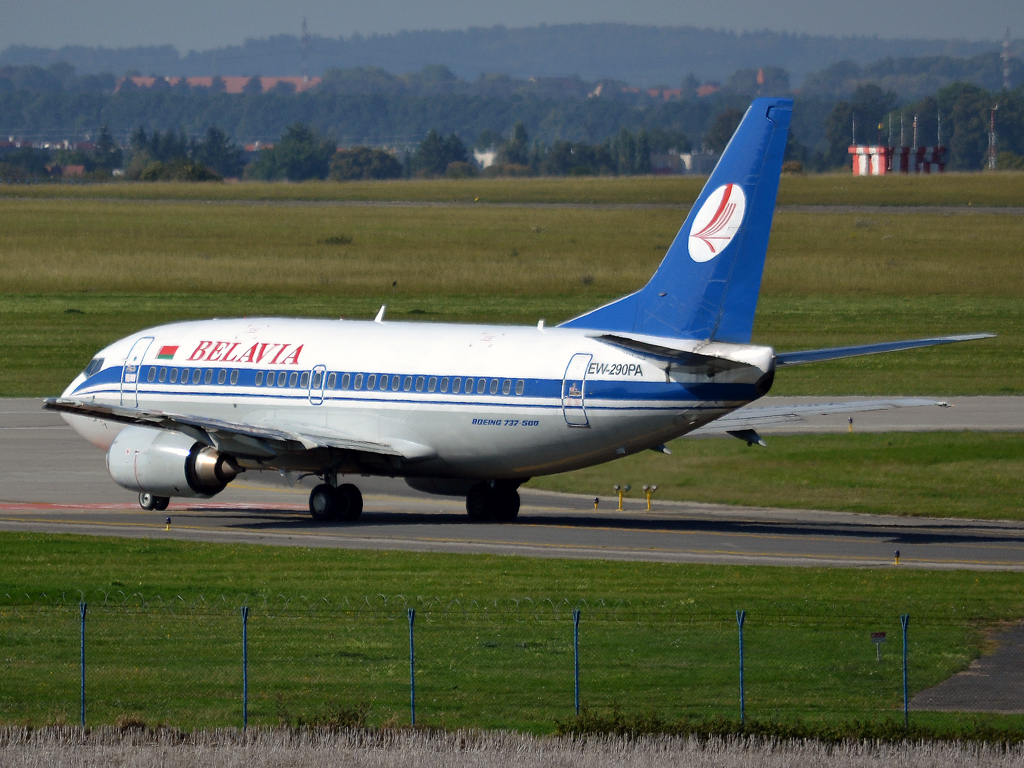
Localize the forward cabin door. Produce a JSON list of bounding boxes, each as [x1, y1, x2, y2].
[[120, 337, 154, 407], [561, 353, 592, 427]]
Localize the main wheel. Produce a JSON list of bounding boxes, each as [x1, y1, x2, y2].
[[139, 492, 170, 511], [466, 482, 492, 521], [309, 484, 336, 521], [337, 484, 363, 521], [493, 489, 520, 522], [465, 483, 520, 523]]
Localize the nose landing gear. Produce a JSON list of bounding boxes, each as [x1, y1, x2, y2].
[[308, 481, 363, 523], [466, 481, 521, 522]]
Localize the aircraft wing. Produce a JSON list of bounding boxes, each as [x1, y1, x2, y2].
[[41, 398, 430, 461], [693, 398, 945, 434], [775, 334, 995, 366]]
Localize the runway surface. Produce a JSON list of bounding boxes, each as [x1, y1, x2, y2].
[[3, 396, 1023, 570]]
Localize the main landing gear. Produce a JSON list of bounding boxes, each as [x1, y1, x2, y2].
[[466, 481, 520, 523], [139, 492, 170, 511], [309, 482, 363, 523]]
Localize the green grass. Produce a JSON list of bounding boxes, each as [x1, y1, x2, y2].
[[2, 533, 1024, 732], [529, 432, 1024, 519], [2, 172, 1023, 206], [0, 198, 1020, 396]]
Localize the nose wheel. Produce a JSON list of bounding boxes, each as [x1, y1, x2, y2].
[[139, 492, 170, 511], [309, 483, 363, 523]]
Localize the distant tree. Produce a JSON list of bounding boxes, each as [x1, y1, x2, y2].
[[210, 76, 226, 93], [329, 147, 403, 180], [704, 108, 745, 153], [475, 128, 501, 150], [681, 73, 700, 99], [242, 76, 263, 95], [245, 148, 279, 180], [195, 126, 244, 178], [320, 66, 406, 96], [542, 140, 615, 175], [410, 130, 468, 177], [256, 123, 336, 180], [646, 127, 691, 154], [270, 80, 297, 95], [93, 125, 122, 171], [498, 122, 529, 165], [938, 82, 990, 170], [635, 129, 652, 173]]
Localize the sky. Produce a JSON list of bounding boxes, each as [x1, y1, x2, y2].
[[2, 0, 1020, 51]]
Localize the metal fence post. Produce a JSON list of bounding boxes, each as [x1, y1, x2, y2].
[[901, 613, 910, 728], [736, 610, 746, 726], [408, 608, 416, 726], [241, 605, 249, 730], [79, 602, 87, 729], [572, 609, 581, 715]]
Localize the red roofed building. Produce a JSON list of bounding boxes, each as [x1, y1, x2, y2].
[[115, 76, 321, 94]]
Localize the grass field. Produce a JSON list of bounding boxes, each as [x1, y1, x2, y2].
[[0, 198, 1020, 396], [529, 432, 1024, 519], [1, 172, 1023, 206], [3, 533, 1024, 733]]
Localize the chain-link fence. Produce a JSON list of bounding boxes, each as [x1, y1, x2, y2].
[[0, 593, 1011, 733]]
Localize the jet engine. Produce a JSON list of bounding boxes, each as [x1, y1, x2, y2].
[[107, 426, 242, 498]]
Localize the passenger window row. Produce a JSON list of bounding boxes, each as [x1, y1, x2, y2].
[[143, 366, 527, 397], [330, 373, 525, 396], [147, 367, 240, 385]]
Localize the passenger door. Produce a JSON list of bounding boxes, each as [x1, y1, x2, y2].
[[120, 337, 154, 407], [561, 353, 592, 427]]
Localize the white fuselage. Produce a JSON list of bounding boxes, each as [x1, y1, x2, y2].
[[62, 317, 775, 481]]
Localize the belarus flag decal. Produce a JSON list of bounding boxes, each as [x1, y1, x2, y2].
[[687, 183, 746, 263], [156, 345, 178, 360]]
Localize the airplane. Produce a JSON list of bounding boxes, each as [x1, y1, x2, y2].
[[45, 97, 993, 523]]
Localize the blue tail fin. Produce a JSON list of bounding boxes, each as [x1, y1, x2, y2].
[[561, 98, 792, 343]]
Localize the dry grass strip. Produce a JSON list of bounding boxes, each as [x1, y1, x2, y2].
[[3, 726, 1024, 768]]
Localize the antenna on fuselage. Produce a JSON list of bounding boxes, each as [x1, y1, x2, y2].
[[374, 305, 386, 323]]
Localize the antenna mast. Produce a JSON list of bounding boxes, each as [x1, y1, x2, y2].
[[301, 18, 311, 82], [1003, 28, 1013, 91]]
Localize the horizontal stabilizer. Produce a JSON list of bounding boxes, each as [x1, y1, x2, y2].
[[776, 334, 995, 367], [694, 398, 942, 433]]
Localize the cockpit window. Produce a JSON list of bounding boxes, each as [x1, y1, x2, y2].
[[83, 358, 104, 378]]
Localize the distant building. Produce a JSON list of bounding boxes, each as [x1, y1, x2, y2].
[[114, 76, 322, 94], [473, 148, 497, 168], [650, 150, 719, 175]]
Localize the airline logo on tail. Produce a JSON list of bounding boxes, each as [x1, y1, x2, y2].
[[687, 184, 746, 263]]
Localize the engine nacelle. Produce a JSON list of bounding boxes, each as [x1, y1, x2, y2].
[[107, 426, 242, 498]]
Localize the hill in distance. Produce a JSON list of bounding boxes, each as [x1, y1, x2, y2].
[[0, 23, 1007, 87]]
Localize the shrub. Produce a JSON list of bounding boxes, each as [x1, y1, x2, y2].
[[444, 161, 478, 178]]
